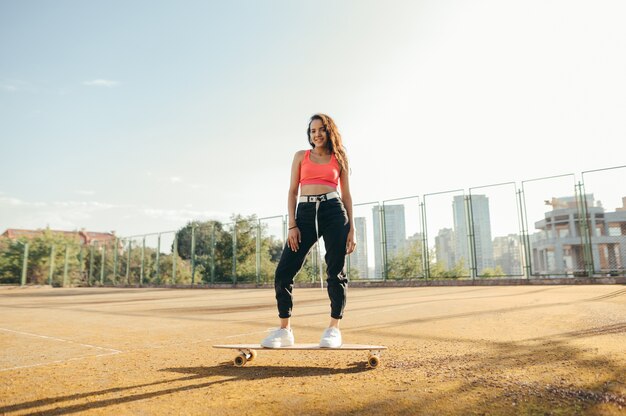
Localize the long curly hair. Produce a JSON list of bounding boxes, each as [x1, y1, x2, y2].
[[306, 113, 349, 173]]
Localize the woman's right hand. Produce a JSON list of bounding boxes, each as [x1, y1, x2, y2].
[[288, 226, 301, 252]]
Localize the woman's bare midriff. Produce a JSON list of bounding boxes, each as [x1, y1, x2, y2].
[[300, 184, 337, 196]]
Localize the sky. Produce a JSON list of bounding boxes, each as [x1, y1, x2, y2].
[[1, 0, 625, 244]]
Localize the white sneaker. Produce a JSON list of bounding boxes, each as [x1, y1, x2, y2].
[[260, 328, 294, 348], [319, 327, 342, 348]]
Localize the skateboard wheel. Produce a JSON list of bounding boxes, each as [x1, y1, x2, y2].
[[234, 354, 248, 367], [247, 349, 257, 362], [367, 355, 380, 368]]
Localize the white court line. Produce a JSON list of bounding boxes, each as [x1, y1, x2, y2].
[[115, 301, 435, 353], [1, 351, 121, 372], [0, 327, 122, 372], [124, 328, 279, 352], [0, 327, 122, 353]]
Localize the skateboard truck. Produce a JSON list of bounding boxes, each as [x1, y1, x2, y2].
[[233, 348, 257, 367]]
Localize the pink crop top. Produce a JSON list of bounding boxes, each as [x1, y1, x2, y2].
[[299, 150, 340, 188]]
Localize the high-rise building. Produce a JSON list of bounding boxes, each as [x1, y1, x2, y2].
[[349, 217, 369, 279], [452, 195, 494, 274], [373, 204, 406, 278]]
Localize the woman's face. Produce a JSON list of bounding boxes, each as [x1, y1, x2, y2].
[[309, 119, 328, 149]]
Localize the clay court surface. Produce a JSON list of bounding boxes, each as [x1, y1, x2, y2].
[[0, 285, 624, 415]]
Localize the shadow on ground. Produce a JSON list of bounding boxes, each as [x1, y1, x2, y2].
[[0, 363, 371, 415]]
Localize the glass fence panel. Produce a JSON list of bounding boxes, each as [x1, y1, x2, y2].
[[209, 223, 234, 284], [521, 174, 578, 277], [233, 219, 257, 284], [55, 243, 85, 287], [423, 190, 471, 279], [139, 234, 159, 285], [91, 239, 116, 286], [257, 216, 285, 284], [148, 231, 178, 285], [348, 202, 381, 281], [469, 183, 524, 278], [582, 166, 626, 276], [119, 237, 142, 285], [173, 222, 218, 285], [381, 197, 424, 280]]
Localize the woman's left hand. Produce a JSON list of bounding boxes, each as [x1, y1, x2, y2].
[[346, 228, 356, 255]]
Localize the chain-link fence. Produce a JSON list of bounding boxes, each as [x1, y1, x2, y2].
[[2, 166, 625, 286]]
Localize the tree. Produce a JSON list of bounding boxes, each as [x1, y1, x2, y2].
[[386, 239, 424, 280], [257, 235, 285, 284], [174, 214, 280, 284], [0, 230, 85, 285], [429, 257, 469, 279], [175, 219, 230, 282], [0, 239, 25, 284], [479, 266, 505, 278], [158, 253, 193, 285]]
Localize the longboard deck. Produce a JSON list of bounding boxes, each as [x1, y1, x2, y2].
[[213, 343, 386, 351]]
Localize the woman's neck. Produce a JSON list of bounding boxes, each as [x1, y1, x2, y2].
[[311, 147, 331, 157]]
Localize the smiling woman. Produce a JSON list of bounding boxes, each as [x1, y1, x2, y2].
[[261, 114, 356, 350]]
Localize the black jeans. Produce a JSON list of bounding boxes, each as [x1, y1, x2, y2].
[[275, 197, 350, 319]]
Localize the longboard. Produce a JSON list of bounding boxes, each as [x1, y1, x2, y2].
[[213, 343, 387, 368]]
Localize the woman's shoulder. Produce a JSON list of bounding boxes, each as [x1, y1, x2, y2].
[[293, 149, 308, 161]]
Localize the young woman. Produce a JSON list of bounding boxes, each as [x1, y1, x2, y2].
[[261, 113, 356, 348]]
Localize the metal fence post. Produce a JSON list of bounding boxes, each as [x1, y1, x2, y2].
[[100, 243, 106, 285], [232, 222, 237, 284], [465, 195, 477, 281], [172, 233, 178, 285], [63, 245, 69, 287], [156, 233, 161, 283], [78, 246, 84, 284], [210, 224, 216, 284], [576, 182, 595, 277], [256, 220, 261, 285], [20, 242, 29, 286], [113, 238, 119, 285], [88, 243, 95, 286], [126, 240, 132, 285], [191, 225, 196, 285], [379, 204, 387, 281], [140, 236, 145, 286], [517, 188, 532, 279], [48, 245, 56, 286], [420, 200, 430, 280]]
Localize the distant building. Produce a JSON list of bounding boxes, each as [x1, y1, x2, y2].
[[435, 228, 455, 270], [531, 194, 626, 275], [493, 234, 522, 275], [1, 228, 117, 246], [453, 195, 494, 274], [373, 204, 406, 278], [349, 217, 369, 279], [407, 232, 423, 243]]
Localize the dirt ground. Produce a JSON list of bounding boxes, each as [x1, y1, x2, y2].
[[0, 284, 624, 415]]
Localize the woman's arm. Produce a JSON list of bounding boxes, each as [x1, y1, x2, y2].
[[287, 151, 305, 251], [339, 164, 356, 254]]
